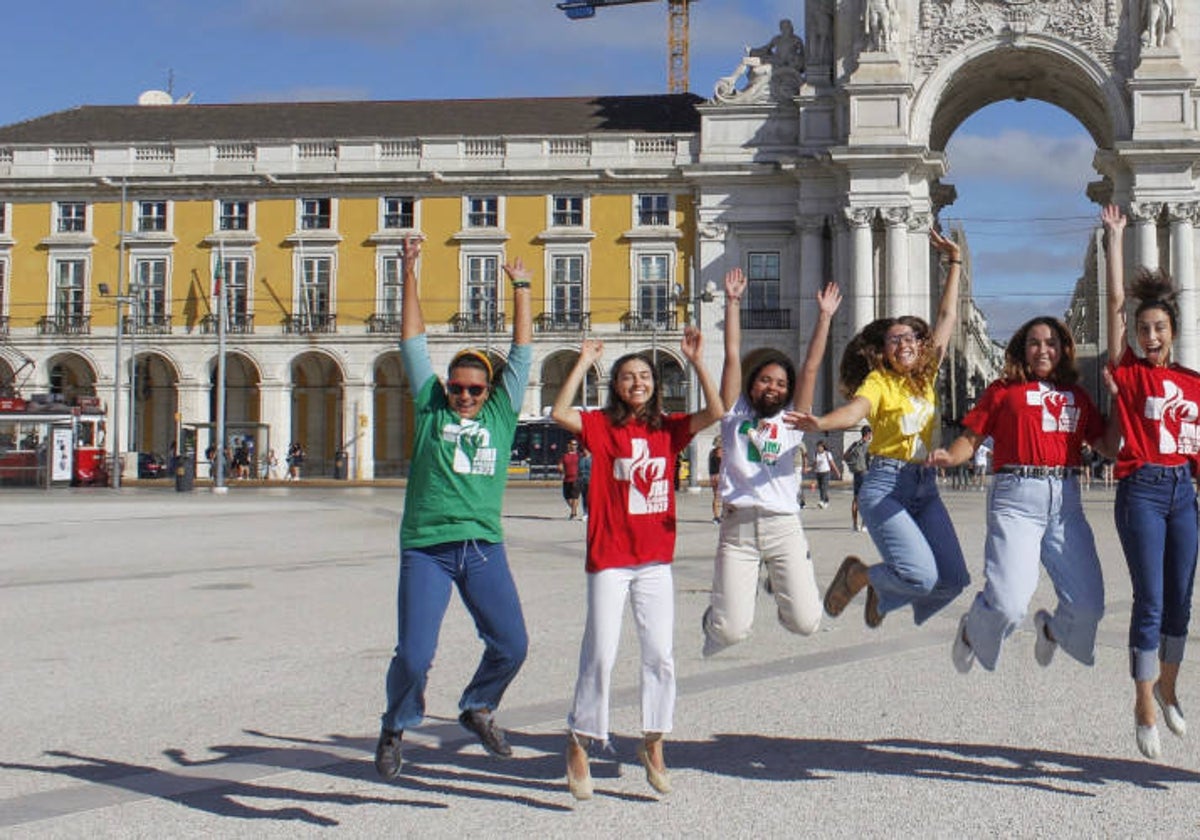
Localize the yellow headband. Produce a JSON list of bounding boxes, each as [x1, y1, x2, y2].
[[450, 349, 494, 381]]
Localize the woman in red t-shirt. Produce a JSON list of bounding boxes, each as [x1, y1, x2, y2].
[[931, 317, 1108, 677], [551, 328, 722, 800], [1102, 204, 1198, 760]]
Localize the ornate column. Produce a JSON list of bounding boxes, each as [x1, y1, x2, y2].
[[884, 207, 911, 318], [1168, 202, 1198, 368], [341, 378, 370, 481], [798, 214, 829, 406], [1130, 201, 1163, 272], [696, 220, 729, 393], [845, 207, 876, 331]]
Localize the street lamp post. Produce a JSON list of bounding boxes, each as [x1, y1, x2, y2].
[[98, 283, 132, 489]]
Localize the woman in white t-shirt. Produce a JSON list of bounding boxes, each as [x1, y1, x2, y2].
[[813, 440, 841, 507]]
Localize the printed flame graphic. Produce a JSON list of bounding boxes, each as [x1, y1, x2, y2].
[[1042, 390, 1068, 424], [631, 452, 663, 500]]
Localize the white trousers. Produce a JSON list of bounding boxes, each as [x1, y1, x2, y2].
[[568, 562, 675, 741], [706, 506, 821, 648]]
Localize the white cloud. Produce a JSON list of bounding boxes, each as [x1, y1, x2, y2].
[[946, 131, 1095, 190]]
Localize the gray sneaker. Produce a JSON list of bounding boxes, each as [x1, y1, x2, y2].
[[374, 728, 403, 779]]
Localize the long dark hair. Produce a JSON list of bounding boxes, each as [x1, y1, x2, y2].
[[839, 316, 940, 398], [1002, 316, 1079, 386], [603, 352, 664, 429]]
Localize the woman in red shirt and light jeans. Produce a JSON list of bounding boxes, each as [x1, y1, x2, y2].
[[551, 329, 722, 800]]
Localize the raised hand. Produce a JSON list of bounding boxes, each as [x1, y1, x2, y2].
[[503, 256, 531, 283], [783, 410, 820, 432], [929, 228, 960, 260], [816, 282, 842, 317], [1101, 204, 1126, 236], [681, 325, 704, 363], [400, 234, 421, 263], [579, 338, 604, 366], [724, 268, 747, 303]]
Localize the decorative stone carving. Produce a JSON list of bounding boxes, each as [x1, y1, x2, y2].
[[806, 0, 835, 67], [1128, 201, 1165, 223], [713, 20, 805, 104], [1166, 201, 1198, 225], [863, 0, 900, 53], [844, 206, 877, 227], [907, 211, 932, 233], [698, 221, 729, 240], [1140, 0, 1175, 49], [883, 206, 911, 227], [914, 1, 1118, 75]]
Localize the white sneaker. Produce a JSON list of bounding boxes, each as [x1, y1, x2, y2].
[[1154, 684, 1187, 737], [1136, 723, 1162, 760], [817, 501, 828, 509], [952, 613, 975, 674], [1033, 609, 1056, 667]]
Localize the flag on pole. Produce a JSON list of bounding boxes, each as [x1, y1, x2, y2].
[[213, 257, 224, 298]]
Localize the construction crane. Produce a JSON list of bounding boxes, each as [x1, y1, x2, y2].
[[556, 0, 694, 94]]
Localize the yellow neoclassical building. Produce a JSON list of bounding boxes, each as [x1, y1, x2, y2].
[[0, 95, 708, 479]]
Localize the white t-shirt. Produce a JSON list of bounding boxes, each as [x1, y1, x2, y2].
[[814, 450, 835, 474], [718, 395, 804, 514]]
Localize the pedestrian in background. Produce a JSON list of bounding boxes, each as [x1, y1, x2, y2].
[[559, 438, 582, 519], [812, 439, 840, 508], [843, 426, 872, 531]]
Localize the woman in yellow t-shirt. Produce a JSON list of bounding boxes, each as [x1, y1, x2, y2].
[[790, 228, 968, 629]]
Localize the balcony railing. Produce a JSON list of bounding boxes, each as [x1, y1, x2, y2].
[[741, 308, 792, 330], [122, 314, 172, 335], [620, 311, 678, 332], [366, 313, 402, 334], [450, 311, 506, 333], [535, 312, 591, 333], [200, 313, 256, 335], [282, 313, 337, 335], [38, 314, 91, 335]]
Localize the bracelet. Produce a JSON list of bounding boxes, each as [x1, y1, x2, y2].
[[948, 259, 962, 265], [511, 280, 531, 289]]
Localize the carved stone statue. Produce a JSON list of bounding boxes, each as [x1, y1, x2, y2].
[[713, 19, 805, 104], [807, 0, 835, 67], [1141, 0, 1175, 49], [863, 0, 897, 53], [750, 18, 806, 72]]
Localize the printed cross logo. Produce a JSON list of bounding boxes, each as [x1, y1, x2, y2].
[[442, 420, 497, 475], [900, 395, 934, 460], [613, 437, 669, 514], [1145, 380, 1200, 455], [1028, 384, 1079, 433]]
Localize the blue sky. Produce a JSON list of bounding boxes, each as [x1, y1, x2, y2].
[[1, 0, 1098, 339]]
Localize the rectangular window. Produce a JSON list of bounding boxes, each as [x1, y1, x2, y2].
[[747, 252, 782, 310], [57, 202, 86, 233], [0, 203, 6, 234], [301, 198, 332, 230], [134, 258, 168, 322], [552, 195, 583, 227], [380, 256, 403, 316], [300, 256, 332, 319], [219, 200, 250, 231], [551, 255, 583, 324], [54, 259, 86, 316], [637, 254, 671, 325], [222, 257, 250, 321], [468, 196, 498, 228], [383, 196, 414, 229], [137, 201, 168, 232], [637, 193, 669, 226], [466, 255, 498, 322]]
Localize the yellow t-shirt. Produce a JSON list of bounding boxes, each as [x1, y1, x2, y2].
[[855, 369, 937, 462]]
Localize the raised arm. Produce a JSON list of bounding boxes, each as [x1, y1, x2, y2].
[[503, 256, 533, 347], [929, 430, 981, 469], [794, 282, 842, 412], [399, 235, 424, 340], [551, 339, 603, 436], [682, 326, 724, 434], [721, 268, 746, 409], [928, 228, 962, 361], [1101, 204, 1128, 362], [786, 397, 872, 434]]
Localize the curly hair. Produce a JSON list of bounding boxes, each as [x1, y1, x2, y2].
[[603, 352, 664, 430], [839, 316, 941, 398], [1001, 316, 1079, 386], [744, 351, 796, 405], [1130, 267, 1178, 335]]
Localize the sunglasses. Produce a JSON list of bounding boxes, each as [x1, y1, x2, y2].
[[447, 382, 488, 397], [885, 332, 918, 347]]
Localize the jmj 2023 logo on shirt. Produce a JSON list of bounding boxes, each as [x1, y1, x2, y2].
[[613, 438, 669, 515], [442, 420, 498, 475], [1145, 380, 1200, 455]]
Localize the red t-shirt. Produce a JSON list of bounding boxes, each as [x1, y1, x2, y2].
[[560, 451, 580, 482], [962, 380, 1103, 468], [578, 410, 695, 573], [1111, 347, 1200, 478]]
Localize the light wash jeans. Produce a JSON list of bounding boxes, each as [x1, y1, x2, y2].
[[705, 506, 822, 649], [1115, 464, 1198, 682], [963, 472, 1104, 670], [381, 539, 528, 732], [569, 562, 675, 742], [859, 458, 969, 624]]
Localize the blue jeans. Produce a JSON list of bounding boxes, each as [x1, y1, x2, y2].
[[965, 473, 1104, 670], [381, 539, 528, 731], [1115, 465, 1199, 682], [859, 458, 969, 624]]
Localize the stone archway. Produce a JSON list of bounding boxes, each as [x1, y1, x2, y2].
[[541, 350, 601, 415], [132, 351, 179, 457], [46, 353, 98, 402], [373, 352, 412, 477], [291, 351, 344, 477]]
